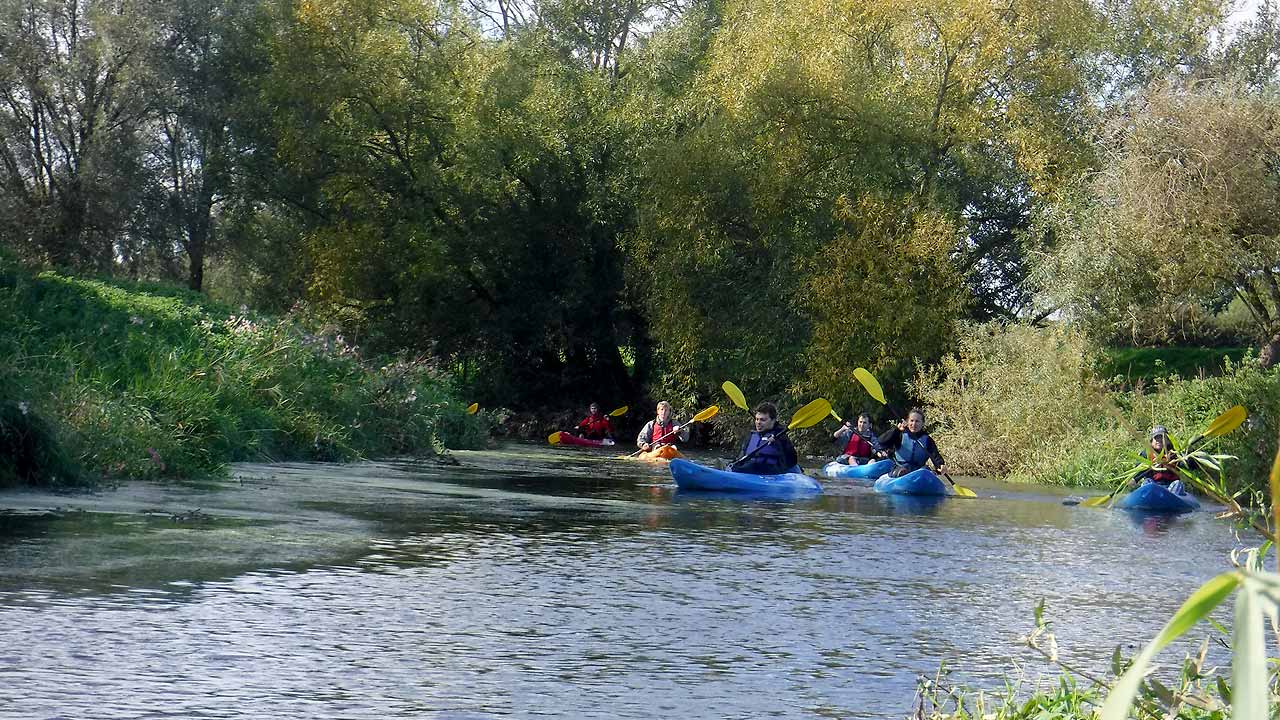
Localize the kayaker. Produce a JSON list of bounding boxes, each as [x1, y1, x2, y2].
[[878, 408, 947, 478], [1130, 425, 1192, 494], [573, 402, 614, 440], [730, 402, 799, 474], [833, 412, 885, 465], [637, 401, 689, 451]]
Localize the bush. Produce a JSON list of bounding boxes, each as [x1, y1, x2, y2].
[[916, 321, 1280, 490], [0, 269, 492, 485]]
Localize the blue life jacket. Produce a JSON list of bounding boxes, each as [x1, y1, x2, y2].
[[742, 430, 788, 472], [894, 431, 931, 470]]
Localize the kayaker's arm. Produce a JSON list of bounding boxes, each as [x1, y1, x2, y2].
[[925, 436, 946, 472], [775, 431, 798, 469], [636, 421, 653, 450], [878, 426, 901, 448]]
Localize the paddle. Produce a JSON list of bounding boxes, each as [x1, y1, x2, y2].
[[466, 403, 479, 415], [729, 398, 832, 469], [853, 367, 976, 498], [1081, 405, 1248, 508], [629, 405, 720, 456], [548, 404, 631, 445], [722, 381, 749, 411]]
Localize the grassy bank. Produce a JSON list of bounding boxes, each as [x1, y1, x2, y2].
[[0, 256, 490, 488], [1101, 346, 1249, 387], [917, 322, 1279, 492]]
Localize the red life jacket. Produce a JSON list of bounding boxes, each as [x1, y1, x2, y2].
[[1149, 466, 1180, 485], [646, 420, 677, 444], [842, 433, 874, 459], [577, 414, 613, 439]]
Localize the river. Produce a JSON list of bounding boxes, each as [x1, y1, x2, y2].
[[0, 444, 1248, 719]]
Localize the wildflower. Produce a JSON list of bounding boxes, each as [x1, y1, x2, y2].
[[130, 316, 143, 325], [17, 401, 29, 416]]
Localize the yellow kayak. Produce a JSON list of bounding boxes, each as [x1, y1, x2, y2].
[[639, 445, 682, 462]]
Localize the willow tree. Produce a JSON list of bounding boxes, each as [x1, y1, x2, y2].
[[625, 0, 1119, 407], [1041, 81, 1280, 366]]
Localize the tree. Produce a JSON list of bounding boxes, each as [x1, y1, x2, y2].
[[0, 0, 155, 270], [1040, 81, 1280, 366]]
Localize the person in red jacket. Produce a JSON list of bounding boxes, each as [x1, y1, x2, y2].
[[573, 403, 614, 441], [832, 412, 886, 465]]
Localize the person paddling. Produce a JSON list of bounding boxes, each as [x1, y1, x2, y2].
[[878, 407, 947, 478], [1130, 425, 1194, 494], [637, 401, 689, 451], [730, 402, 799, 474], [573, 402, 614, 441], [833, 412, 885, 465]]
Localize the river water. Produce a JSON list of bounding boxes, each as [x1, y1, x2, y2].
[[0, 445, 1251, 719]]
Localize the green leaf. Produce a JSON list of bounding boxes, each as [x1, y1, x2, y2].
[[1101, 572, 1241, 720], [1231, 580, 1268, 720], [1216, 675, 1231, 704]]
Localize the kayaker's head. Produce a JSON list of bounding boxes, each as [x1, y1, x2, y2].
[[656, 401, 673, 423], [1149, 425, 1169, 452], [906, 408, 925, 434], [856, 412, 873, 433], [588, 402, 600, 416], [754, 402, 778, 432]]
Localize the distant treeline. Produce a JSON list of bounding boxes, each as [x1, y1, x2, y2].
[[3, 0, 1279, 415]]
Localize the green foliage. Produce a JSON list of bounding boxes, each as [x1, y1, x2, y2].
[[1038, 81, 1280, 359], [0, 267, 490, 485], [917, 321, 1280, 490], [1102, 346, 1249, 386]]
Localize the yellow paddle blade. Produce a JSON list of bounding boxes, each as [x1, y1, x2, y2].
[[722, 381, 749, 410], [548, 432, 562, 445], [829, 409, 843, 423], [609, 405, 629, 417], [1204, 405, 1247, 438], [953, 484, 977, 498], [788, 398, 833, 430], [691, 405, 720, 423], [466, 402, 479, 415], [1081, 493, 1114, 507], [853, 368, 887, 406]]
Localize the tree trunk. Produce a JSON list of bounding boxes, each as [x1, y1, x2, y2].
[[1260, 329, 1280, 369]]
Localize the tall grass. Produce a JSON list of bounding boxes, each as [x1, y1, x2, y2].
[[0, 255, 489, 487]]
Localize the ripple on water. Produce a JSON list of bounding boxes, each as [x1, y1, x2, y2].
[[0, 452, 1252, 719]]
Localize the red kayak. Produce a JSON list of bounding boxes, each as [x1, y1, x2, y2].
[[551, 432, 616, 448]]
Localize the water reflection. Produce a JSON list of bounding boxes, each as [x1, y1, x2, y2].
[[0, 446, 1253, 720]]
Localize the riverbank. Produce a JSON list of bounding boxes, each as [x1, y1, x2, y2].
[[0, 257, 490, 488]]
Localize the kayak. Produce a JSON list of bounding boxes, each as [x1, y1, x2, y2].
[[555, 433, 616, 448], [639, 445, 682, 461], [873, 468, 948, 496], [1116, 482, 1200, 513], [669, 459, 821, 496], [822, 458, 894, 480]]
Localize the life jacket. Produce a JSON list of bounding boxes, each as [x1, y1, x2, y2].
[[742, 429, 788, 473], [1146, 452, 1180, 485], [842, 432, 875, 460], [577, 414, 612, 438], [893, 430, 931, 470], [645, 420, 678, 445]]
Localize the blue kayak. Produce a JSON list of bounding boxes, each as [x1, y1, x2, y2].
[[1116, 482, 1200, 513], [873, 467, 948, 496], [822, 458, 894, 480], [669, 459, 821, 496]]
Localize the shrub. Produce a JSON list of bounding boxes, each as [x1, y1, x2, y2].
[[0, 268, 492, 485], [916, 321, 1280, 491]]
